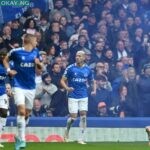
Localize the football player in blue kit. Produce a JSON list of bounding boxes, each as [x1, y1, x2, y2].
[[3, 34, 43, 150], [0, 48, 9, 148], [61, 50, 96, 144]]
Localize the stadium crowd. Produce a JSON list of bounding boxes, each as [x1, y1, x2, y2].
[[0, 0, 150, 117]]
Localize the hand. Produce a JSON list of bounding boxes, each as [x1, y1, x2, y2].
[[91, 90, 96, 95], [43, 88, 50, 94], [34, 58, 40, 64], [8, 70, 17, 77], [120, 111, 125, 118], [35, 58, 42, 70], [66, 87, 74, 92]]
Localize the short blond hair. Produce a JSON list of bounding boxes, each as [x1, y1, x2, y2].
[[23, 34, 36, 45], [76, 50, 85, 55]]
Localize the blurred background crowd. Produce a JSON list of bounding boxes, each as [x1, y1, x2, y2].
[[1, 0, 150, 118]]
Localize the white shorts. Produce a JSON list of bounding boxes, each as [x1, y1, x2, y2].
[[68, 97, 88, 114], [0, 94, 9, 109], [13, 87, 35, 110]]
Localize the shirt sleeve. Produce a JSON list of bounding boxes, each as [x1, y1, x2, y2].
[[8, 48, 15, 60], [63, 66, 70, 79]]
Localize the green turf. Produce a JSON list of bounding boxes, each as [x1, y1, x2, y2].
[[3, 142, 150, 150]]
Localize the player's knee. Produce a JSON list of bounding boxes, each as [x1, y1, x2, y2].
[[80, 115, 86, 122], [71, 117, 76, 122], [25, 110, 31, 117], [18, 110, 26, 116], [0, 108, 8, 118]]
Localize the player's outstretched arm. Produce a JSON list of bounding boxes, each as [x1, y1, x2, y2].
[[91, 80, 96, 95], [60, 77, 74, 92]]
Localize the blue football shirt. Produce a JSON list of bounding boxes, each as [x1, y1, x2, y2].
[[63, 63, 94, 99], [0, 62, 6, 96], [8, 47, 40, 89]]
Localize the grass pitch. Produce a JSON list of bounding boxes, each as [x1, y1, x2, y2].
[[3, 142, 150, 150]]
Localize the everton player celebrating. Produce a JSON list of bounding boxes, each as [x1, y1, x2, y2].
[[61, 50, 96, 144], [3, 34, 43, 150]]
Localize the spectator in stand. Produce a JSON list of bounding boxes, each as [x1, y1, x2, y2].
[[59, 16, 74, 38], [49, 63, 63, 88], [113, 0, 130, 16], [31, 8, 42, 25], [38, 16, 50, 44], [111, 61, 124, 90], [88, 75, 111, 117], [69, 28, 92, 50], [69, 35, 89, 63], [35, 66, 42, 87], [108, 18, 121, 48], [82, 13, 97, 37], [35, 72, 58, 108], [103, 49, 116, 68], [133, 28, 146, 69], [94, 62, 105, 77], [53, 56, 66, 72], [110, 85, 136, 117], [68, 15, 84, 47], [137, 64, 150, 116], [45, 21, 68, 47], [91, 41, 105, 63], [116, 40, 128, 61], [121, 67, 139, 116], [46, 44, 57, 64], [23, 18, 38, 35], [124, 38, 134, 57], [11, 19, 23, 45], [138, 46, 150, 73], [97, 102, 109, 117], [6, 83, 17, 117], [49, 0, 71, 23], [97, 24, 108, 41], [32, 98, 47, 117], [39, 51, 49, 72], [59, 41, 70, 59], [2, 25, 14, 51], [125, 16, 135, 40], [84, 48, 96, 70], [35, 31, 46, 51], [127, 2, 140, 18], [117, 8, 127, 25], [66, 0, 79, 16]]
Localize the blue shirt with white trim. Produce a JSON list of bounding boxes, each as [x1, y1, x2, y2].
[[8, 47, 40, 89], [0, 62, 6, 96], [63, 63, 94, 99]]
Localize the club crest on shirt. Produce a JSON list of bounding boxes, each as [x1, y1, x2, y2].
[[21, 56, 25, 60], [74, 72, 77, 76], [84, 73, 88, 77]]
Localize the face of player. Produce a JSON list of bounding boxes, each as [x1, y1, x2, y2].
[[75, 52, 85, 65]]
